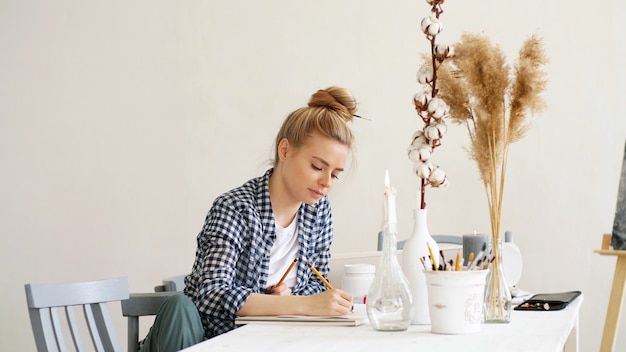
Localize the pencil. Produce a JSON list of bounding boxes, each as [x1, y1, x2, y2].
[[275, 257, 298, 288], [427, 243, 438, 271], [455, 250, 461, 271], [307, 262, 334, 289]]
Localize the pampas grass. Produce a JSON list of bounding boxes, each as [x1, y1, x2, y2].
[[438, 32, 548, 245], [437, 32, 548, 321]]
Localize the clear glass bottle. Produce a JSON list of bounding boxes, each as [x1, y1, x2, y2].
[[366, 228, 413, 331], [484, 238, 512, 323]]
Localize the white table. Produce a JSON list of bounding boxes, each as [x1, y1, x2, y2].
[[182, 295, 583, 352]]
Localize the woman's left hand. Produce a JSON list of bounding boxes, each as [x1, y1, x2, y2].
[[265, 283, 291, 296]]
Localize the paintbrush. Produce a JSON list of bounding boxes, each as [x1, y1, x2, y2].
[[439, 250, 447, 270], [468, 242, 487, 270]]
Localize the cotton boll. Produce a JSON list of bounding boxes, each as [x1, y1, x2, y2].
[[434, 43, 454, 60], [421, 16, 443, 37], [417, 65, 434, 84], [411, 130, 428, 148], [424, 123, 447, 141], [408, 147, 420, 163], [429, 167, 447, 187], [432, 106, 447, 119], [420, 16, 432, 33], [427, 98, 450, 119], [414, 161, 434, 179], [424, 124, 442, 141], [412, 130, 424, 139], [413, 93, 429, 111], [417, 145, 432, 161], [428, 22, 443, 37], [408, 144, 432, 162], [435, 123, 447, 138]]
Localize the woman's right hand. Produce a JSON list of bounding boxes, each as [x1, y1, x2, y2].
[[237, 288, 352, 317], [304, 289, 353, 316]]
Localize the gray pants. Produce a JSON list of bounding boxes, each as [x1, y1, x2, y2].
[[140, 294, 204, 352]]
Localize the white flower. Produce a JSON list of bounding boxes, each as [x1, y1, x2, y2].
[[421, 16, 443, 38], [429, 167, 448, 187], [414, 161, 434, 179], [434, 43, 454, 59], [427, 97, 450, 119], [417, 64, 434, 84]]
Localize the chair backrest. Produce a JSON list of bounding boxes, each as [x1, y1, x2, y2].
[[24, 277, 129, 352], [376, 232, 462, 250], [377, 231, 406, 251], [153, 275, 186, 292], [431, 234, 463, 245], [121, 291, 181, 352]]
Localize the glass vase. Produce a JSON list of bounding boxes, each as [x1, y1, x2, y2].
[[483, 239, 512, 323], [402, 208, 440, 324], [366, 228, 413, 331]]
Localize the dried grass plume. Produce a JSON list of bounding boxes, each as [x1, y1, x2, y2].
[[437, 32, 548, 243]]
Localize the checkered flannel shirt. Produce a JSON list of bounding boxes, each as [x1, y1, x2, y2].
[[184, 169, 334, 339]]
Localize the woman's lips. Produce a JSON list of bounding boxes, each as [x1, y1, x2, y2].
[[310, 189, 323, 198]]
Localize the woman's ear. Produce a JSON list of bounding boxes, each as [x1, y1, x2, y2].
[[277, 138, 290, 161]]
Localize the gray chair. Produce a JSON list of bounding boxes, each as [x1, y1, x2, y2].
[[121, 291, 181, 352], [154, 275, 186, 292], [25, 277, 129, 352], [377, 232, 462, 250], [377, 231, 404, 251], [25, 276, 179, 352], [431, 234, 463, 245]]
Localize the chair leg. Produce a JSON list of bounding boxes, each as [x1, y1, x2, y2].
[[127, 316, 140, 352]]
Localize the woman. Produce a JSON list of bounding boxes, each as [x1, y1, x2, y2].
[[142, 86, 359, 351]]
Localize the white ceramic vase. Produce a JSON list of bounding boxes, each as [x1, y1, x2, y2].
[[402, 208, 440, 325]]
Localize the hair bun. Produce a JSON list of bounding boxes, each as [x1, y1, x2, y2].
[[308, 87, 358, 122]]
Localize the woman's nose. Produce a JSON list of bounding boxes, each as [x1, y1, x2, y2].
[[319, 172, 333, 188]]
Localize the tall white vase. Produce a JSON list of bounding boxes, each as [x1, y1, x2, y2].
[[402, 208, 440, 325]]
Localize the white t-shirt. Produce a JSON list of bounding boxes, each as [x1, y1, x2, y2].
[[267, 217, 299, 288]]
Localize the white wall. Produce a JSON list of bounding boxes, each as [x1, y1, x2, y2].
[[1, 1, 625, 350]]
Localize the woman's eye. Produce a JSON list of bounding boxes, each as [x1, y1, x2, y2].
[[312, 164, 340, 180]]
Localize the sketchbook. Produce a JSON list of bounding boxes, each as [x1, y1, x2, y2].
[[235, 309, 368, 327]]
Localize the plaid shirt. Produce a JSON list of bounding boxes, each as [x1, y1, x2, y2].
[[184, 169, 333, 339]]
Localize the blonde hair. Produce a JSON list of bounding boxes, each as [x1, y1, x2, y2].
[[273, 86, 358, 167]]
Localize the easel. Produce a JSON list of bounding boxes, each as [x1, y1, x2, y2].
[[595, 233, 626, 352]]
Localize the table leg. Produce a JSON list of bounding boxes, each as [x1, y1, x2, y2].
[[564, 311, 579, 352], [600, 256, 626, 351]]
